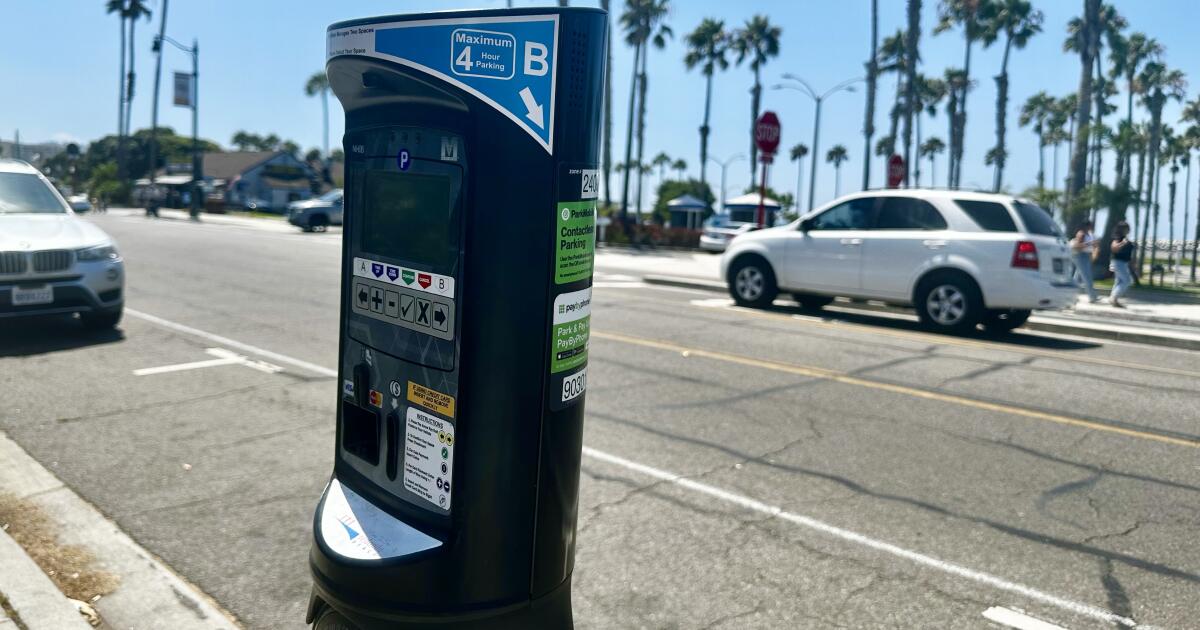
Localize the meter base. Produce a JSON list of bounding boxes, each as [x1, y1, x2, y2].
[[308, 577, 573, 630]]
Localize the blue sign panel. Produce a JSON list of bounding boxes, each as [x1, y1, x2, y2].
[[328, 16, 558, 153]]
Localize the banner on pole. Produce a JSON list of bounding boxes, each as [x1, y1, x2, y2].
[[173, 72, 193, 107]]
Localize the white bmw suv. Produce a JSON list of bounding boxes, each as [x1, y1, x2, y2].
[[720, 189, 1076, 333], [0, 160, 124, 329]]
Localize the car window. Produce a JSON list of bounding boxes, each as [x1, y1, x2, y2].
[[1013, 201, 1062, 236], [808, 198, 874, 231], [0, 172, 68, 214], [873, 197, 947, 230], [954, 199, 1017, 232]]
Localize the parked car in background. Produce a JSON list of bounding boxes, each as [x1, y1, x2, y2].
[[288, 189, 343, 232], [720, 189, 1075, 334], [699, 214, 755, 252], [0, 160, 124, 329], [67, 194, 93, 213]]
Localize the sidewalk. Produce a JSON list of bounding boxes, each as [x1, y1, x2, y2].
[[595, 246, 1200, 350], [102, 206, 332, 235]]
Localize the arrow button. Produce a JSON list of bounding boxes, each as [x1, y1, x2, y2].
[[432, 302, 449, 332]]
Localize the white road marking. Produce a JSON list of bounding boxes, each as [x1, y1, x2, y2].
[[125, 309, 337, 378], [133, 348, 283, 376], [582, 447, 1141, 629], [592, 281, 647, 288], [689, 297, 734, 308], [982, 606, 1069, 630], [123, 307, 1144, 629]]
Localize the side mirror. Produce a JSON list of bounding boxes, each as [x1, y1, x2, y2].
[[798, 218, 812, 232]]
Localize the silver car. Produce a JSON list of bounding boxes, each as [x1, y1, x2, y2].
[[0, 160, 124, 329], [288, 189, 343, 232]]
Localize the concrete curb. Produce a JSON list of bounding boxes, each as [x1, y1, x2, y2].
[[0, 528, 92, 630], [640, 274, 1200, 352], [0, 432, 241, 630]]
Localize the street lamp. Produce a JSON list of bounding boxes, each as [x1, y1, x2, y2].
[[773, 74, 862, 212], [157, 34, 201, 220], [707, 153, 746, 214]]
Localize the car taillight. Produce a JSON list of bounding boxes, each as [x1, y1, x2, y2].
[[1011, 240, 1039, 269]]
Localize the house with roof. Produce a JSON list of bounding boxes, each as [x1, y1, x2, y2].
[[137, 150, 319, 211]]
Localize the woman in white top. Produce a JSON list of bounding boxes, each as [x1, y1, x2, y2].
[[1071, 220, 1098, 303]]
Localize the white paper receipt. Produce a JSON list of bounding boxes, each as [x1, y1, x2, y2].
[[403, 407, 454, 511]]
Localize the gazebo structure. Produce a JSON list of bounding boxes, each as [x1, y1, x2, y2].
[[666, 194, 708, 230], [723, 192, 781, 226]]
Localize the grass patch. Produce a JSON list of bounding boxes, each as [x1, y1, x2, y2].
[[0, 492, 118, 604]]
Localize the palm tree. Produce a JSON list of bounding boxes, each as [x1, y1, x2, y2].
[[826, 145, 849, 197], [651, 151, 672, 184], [935, 0, 987, 188], [601, 0, 614, 210], [304, 72, 331, 160], [122, 0, 152, 177], [913, 75, 947, 186], [941, 67, 968, 187], [1182, 99, 1200, 281], [733, 15, 782, 180], [672, 158, 687, 180], [1019, 91, 1055, 189], [863, 0, 879, 189], [1064, 0, 1101, 226], [877, 30, 908, 161], [684, 18, 729, 193], [981, 0, 1043, 192], [902, 0, 922, 187], [618, 0, 672, 222], [920, 137, 946, 186], [1135, 61, 1187, 273], [106, 0, 127, 181], [790, 143, 809, 207], [1110, 33, 1162, 182]]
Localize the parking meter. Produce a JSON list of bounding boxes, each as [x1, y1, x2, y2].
[[308, 8, 605, 629]]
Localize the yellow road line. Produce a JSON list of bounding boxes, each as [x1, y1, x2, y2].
[[688, 299, 1200, 381], [592, 330, 1200, 450]]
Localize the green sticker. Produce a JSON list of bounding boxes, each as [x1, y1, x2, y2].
[[401, 269, 415, 285], [555, 201, 596, 284], [551, 288, 591, 373]]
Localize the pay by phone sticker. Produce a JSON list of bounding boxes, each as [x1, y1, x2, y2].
[[327, 15, 558, 154], [407, 382, 456, 419], [353, 257, 454, 298], [551, 288, 591, 374], [402, 407, 454, 512], [555, 201, 596, 285]]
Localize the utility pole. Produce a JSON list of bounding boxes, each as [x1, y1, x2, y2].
[[148, 0, 169, 217], [191, 38, 201, 220]]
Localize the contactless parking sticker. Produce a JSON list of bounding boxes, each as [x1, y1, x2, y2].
[[327, 15, 558, 153], [551, 288, 590, 374], [556, 201, 595, 284], [403, 407, 454, 512]]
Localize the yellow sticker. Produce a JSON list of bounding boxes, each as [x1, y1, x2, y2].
[[407, 382, 456, 418]]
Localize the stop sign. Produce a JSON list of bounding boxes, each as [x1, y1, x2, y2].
[[886, 154, 905, 188], [755, 111, 781, 156]]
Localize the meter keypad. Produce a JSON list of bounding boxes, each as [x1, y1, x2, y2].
[[352, 278, 455, 341]]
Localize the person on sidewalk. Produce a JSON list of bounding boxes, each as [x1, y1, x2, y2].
[[1110, 221, 1135, 308], [1070, 220, 1099, 303]]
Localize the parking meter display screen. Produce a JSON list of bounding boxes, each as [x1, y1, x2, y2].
[[362, 171, 456, 269]]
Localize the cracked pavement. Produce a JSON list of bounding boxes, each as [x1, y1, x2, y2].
[[2, 214, 1199, 628]]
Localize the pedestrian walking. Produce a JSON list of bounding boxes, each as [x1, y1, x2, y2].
[[1070, 220, 1098, 303], [1110, 221, 1135, 309]]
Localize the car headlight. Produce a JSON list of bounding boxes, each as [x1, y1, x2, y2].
[[76, 244, 120, 262]]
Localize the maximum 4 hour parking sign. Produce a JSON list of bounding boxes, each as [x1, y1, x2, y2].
[[327, 15, 558, 152]]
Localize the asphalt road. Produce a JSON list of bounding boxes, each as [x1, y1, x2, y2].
[[3, 212, 1199, 629]]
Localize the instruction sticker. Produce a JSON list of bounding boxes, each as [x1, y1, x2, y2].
[[551, 288, 590, 373], [403, 407, 454, 512], [555, 201, 596, 284], [407, 381, 456, 418]]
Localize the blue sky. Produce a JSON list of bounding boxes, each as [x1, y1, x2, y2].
[[4, 1, 1200, 229]]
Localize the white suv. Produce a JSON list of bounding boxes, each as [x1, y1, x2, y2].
[[0, 160, 125, 329], [720, 189, 1076, 333]]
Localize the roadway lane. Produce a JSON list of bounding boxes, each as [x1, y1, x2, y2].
[[1, 212, 1197, 629]]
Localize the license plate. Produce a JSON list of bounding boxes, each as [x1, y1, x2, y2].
[[1053, 259, 1065, 274], [12, 284, 53, 306]]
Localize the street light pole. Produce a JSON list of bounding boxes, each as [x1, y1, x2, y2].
[[148, 0, 170, 218], [191, 37, 201, 221], [707, 153, 746, 213], [773, 75, 862, 212]]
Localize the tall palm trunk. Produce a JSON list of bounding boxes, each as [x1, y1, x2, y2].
[[887, 75, 902, 158], [1149, 162, 1163, 282], [953, 36, 973, 188], [928, 153, 936, 186], [915, 107, 923, 185], [124, 12, 138, 175], [863, 0, 878, 189], [1192, 160, 1200, 281], [116, 11, 127, 182], [699, 69, 713, 194], [1066, 0, 1100, 223], [946, 89, 958, 186], [1134, 146, 1148, 273], [902, 0, 919, 187], [749, 67, 762, 181], [601, 0, 613, 210], [1169, 167, 1179, 271], [634, 50, 649, 217], [619, 43, 642, 221], [1036, 128, 1046, 189], [1139, 109, 1163, 273], [992, 35, 1013, 192]]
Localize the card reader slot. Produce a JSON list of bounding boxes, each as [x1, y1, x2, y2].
[[342, 400, 380, 466], [385, 411, 400, 481]]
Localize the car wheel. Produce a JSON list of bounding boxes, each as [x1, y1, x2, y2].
[[728, 256, 777, 308], [982, 308, 1031, 333], [792, 293, 834, 310], [915, 273, 983, 334], [309, 215, 329, 232], [80, 306, 123, 330]]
